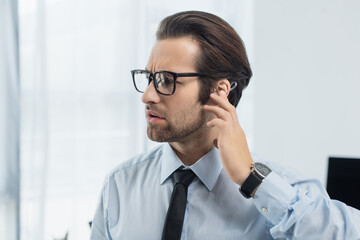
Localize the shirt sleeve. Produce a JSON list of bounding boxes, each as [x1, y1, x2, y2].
[[253, 171, 360, 239], [90, 177, 112, 240]]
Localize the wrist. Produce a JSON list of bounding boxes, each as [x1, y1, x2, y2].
[[234, 156, 253, 186], [237, 167, 252, 186], [239, 162, 272, 199]]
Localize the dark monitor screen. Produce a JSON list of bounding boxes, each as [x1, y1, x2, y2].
[[327, 157, 360, 210]]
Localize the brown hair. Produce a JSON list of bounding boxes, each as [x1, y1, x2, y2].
[[156, 10, 252, 107]]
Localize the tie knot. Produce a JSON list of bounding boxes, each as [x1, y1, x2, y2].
[[173, 169, 196, 188]]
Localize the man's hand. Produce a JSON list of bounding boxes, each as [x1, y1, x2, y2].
[[203, 91, 252, 186]]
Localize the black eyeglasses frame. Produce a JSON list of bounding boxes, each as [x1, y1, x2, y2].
[[131, 69, 208, 96]]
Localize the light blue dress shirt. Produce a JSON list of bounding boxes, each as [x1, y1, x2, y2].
[[90, 143, 360, 239]]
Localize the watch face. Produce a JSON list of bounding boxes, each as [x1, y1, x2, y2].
[[253, 162, 272, 178]]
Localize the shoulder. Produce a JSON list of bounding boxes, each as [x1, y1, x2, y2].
[[105, 143, 164, 181], [99, 144, 165, 204]]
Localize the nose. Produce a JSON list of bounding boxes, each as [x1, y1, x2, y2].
[[141, 81, 161, 104]]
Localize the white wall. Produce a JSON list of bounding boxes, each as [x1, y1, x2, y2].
[[252, 0, 360, 184]]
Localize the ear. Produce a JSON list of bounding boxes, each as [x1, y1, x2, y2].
[[215, 79, 231, 96]]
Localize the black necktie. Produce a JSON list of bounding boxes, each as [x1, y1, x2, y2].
[[161, 169, 196, 240]]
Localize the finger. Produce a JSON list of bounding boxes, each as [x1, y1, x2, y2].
[[203, 104, 231, 120], [210, 92, 236, 113], [207, 118, 227, 128], [210, 92, 238, 121]]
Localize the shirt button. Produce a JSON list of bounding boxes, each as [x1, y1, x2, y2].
[[261, 207, 268, 214]]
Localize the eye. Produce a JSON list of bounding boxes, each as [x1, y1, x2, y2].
[[157, 72, 174, 88]]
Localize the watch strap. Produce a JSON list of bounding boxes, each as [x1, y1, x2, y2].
[[239, 172, 262, 199]]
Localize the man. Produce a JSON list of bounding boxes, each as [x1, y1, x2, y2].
[[90, 11, 360, 239]]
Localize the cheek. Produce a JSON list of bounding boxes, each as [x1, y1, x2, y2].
[[164, 81, 202, 117], [175, 81, 201, 101], [168, 99, 203, 122], [169, 90, 200, 110]]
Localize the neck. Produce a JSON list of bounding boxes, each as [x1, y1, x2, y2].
[[169, 127, 217, 166]]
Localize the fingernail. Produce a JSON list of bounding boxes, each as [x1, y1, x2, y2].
[[220, 91, 226, 96]]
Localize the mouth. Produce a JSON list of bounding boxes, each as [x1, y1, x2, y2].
[[149, 112, 159, 117], [147, 111, 164, 118], [146, 110, 165, 123]]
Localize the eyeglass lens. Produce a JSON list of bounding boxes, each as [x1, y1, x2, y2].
[[134, 71, 175, 95]]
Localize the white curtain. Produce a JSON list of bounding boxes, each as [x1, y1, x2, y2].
[[18, 0, 254, 239], [0, 0, 20, 239]]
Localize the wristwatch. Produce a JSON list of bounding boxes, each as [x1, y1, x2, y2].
[[239, 162, 272, 199]]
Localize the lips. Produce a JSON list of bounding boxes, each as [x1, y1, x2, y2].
[[145, 109, 166, 124], [146, 110, 165, 119]]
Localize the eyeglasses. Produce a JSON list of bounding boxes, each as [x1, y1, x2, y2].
[[131, 69, 207, 95]]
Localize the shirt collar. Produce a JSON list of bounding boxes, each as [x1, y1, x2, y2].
[[160, 143, 223, 191], [160, 143, 183, 185]]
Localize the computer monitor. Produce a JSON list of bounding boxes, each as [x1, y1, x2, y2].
[[327, 157, 360, 210]]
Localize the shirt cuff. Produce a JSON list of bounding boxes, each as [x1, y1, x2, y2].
[[253, 171, 297, 225]]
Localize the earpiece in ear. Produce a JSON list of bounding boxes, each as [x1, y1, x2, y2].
[[212, 82, 237, 96], [217, 82, 238, 95], [228, 82, 238, 93]]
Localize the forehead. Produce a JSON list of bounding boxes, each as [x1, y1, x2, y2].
[[147, 37, 199, 73]]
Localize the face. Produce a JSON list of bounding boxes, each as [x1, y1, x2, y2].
[[141, 37, 210, 143]]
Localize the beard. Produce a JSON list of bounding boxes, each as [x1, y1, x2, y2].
[[146, 105, 209, 143]]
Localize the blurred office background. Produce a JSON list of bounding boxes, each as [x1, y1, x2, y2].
[[1, 0, 359, 239]]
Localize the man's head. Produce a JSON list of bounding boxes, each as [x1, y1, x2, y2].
[[156, 10, 252, 107], [140, 11, 251, 143]]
